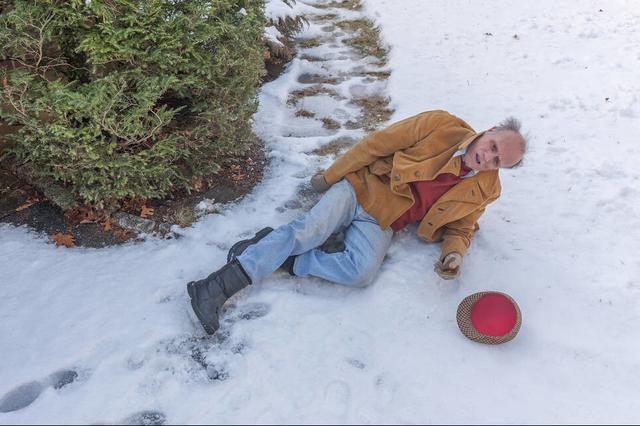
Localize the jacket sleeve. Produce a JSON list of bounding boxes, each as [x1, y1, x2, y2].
[[438, 207, 487, 262], [438, 187, 501, 262], [323, 111, 448, 185]]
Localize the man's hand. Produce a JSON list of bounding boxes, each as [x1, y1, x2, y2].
[[434, 252, 463, 280], [310, 173, 331, 193]]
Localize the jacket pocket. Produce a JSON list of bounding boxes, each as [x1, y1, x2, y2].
[[368, 155, 394, 176]]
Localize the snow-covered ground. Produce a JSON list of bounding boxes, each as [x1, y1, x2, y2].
[[1, 0, 640, 423]]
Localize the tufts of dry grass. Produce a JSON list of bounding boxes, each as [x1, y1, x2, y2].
[[336, 19, 388, 62], [295, 109, 316, 118], [287, 85, 343, 106], [320, 117, 341, 130]]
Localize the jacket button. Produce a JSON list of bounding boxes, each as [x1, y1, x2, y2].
[[394, 175, 401, 181], [414, 171, 422, 178]]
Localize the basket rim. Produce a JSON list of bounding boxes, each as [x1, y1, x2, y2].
[[456, 291, 522, 345]]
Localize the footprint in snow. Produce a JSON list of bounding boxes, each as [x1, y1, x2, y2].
[[50, 369, 79, 389], [155, 334, 232, 382], [205, 364, 230, 382], [223, 302, 271, 324], [0, 381, 44, 413], [121, 410, 166, 425], [346, 358, 366, 369], [0, 369, 78, 413]]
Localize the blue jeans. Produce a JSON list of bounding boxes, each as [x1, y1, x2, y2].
[[237, 180, 394, 287]]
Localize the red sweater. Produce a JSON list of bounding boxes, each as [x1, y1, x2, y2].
[[391, 161, 472, 232]]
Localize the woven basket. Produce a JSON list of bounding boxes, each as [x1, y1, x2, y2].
[[456, 291, 522, 345]]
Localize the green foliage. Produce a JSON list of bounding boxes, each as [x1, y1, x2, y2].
[[0, 0, 265, 207]]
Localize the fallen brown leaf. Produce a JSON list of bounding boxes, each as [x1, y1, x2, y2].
[[192, 177, 204, 192], [102, 217, 113, 232], [16, 201, 35, 211], [140, 206, 154, 218], [16, 195, 42, 212], [123, 197, 147, 212], [65, 206, 108, 224], [113, 227, 133, 241], [80, 215, 96, 224], [52, 232, 75, 248]]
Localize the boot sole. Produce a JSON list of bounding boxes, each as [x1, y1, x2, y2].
[[227, 227, 274, 263]]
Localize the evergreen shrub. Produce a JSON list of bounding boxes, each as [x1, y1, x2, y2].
[[0, 0, 265, 207]]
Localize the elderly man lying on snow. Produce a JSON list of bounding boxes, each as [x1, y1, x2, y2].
[[187, 110, 527, 334]]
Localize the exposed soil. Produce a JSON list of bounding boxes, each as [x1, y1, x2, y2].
[[0, 142, 266, 248], [149, 143, 266, 229], [0, 168, 124, 247]]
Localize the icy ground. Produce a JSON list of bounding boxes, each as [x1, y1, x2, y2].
[[2, 0, 640, 424]]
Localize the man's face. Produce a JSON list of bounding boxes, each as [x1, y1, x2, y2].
[[463, 129, 524, 171]]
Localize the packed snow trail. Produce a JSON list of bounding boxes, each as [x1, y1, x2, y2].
[[2, 0, 640, 423]]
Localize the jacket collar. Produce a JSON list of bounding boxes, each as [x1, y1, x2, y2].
[[453, 149, 476, 179], [453, 131, 484, 179], [460, 130, 483, 150]]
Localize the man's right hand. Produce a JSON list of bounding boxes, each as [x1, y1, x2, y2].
[[310, 173, 331, 193], [434, 252, 463, 280]]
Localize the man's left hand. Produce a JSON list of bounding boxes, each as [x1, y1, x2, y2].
[[434, 252, 463, 280], [310, 173, 331, 193]]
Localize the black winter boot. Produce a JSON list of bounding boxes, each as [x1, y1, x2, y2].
[[187, 259, 252, 335], [227, 227, 274, 263]]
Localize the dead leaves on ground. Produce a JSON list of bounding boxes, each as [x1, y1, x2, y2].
[[64, 206, 114, 232], [230, 164, 245, 183], [52, 232, 75, 248], [192, 177, 204, 192], [65, 206, 108, 224], [140, 206, 154, 218], [122, 196, 147, 212], [55, 206, 131, 247], [228, 156, 258, 185], [102, 216, 113, 231], [15, 194, 43, 212], [112, 227, 132, 241], [50, 223, 131, 247]]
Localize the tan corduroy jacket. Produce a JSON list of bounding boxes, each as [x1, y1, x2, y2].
[[323, 110, 501, 261]]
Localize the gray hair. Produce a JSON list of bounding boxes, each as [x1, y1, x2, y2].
[[495, 117, 528, 168]]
